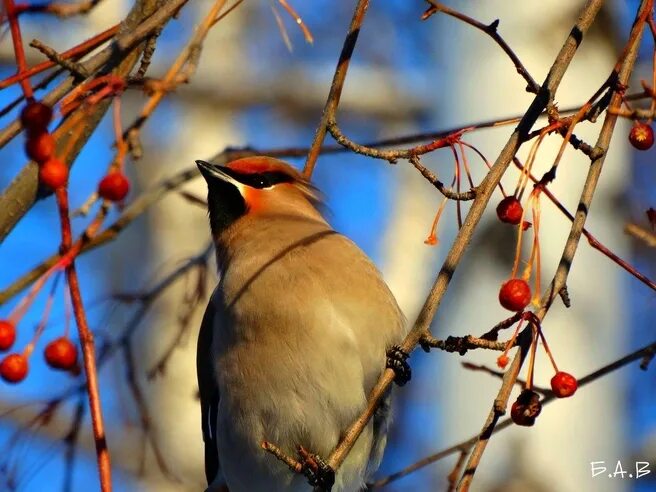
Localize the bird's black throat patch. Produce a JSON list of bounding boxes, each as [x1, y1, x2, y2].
[[206, 177, 247, 235]]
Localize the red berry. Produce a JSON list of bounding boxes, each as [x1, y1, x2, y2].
[[25, 132, 55, 163], [550, 371, 578, 398], [629, 123, 654, 151], [98, 172, 130, 202], [0, 320, 16, 351], [510, 389, 542, 426], [498, 278, 531, 311], [39, 158, 68, 190], [44, 337, 78, 371], [0, 353, 28, 383], [496, 196, 523, 225], [20, 101, 53, 134], [497, 354, 509, 369]]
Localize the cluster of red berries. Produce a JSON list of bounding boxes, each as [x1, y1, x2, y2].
[[511, 371, 578, 427], [21, 100, 131, 202], [0, 320, 79, 383], [494, 310, 579, 426], [496, 196, 532, 313], [628, 122, 654, 151], [21, 100, 69, 190]]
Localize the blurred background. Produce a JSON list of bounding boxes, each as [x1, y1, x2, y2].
[[0, 1, 654, 491]]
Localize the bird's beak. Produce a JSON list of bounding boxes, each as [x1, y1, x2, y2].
[[196, 160, 244, 192]]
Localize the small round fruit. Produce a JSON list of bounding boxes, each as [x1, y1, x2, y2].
[[20, 101, 53, 134], [98, 172, 130, 202], [511, 389, 542, 426], [25, 132, 55, 163], [497, 354, 509, 369], [629, 123, 654, 151], [0, 353, 28, 383], [44, 337, 78, 371], [499, 278, 531, 312], [39, 158, 68, 190], [44, 337, 77, 371], [0, 320, 16, 351], [496, 196, 523, 225], [551, 371, 578, 398]]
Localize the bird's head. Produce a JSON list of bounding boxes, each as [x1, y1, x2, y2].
[[196, 156, 322, 236]]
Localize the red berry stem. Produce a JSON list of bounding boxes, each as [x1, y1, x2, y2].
[[425, 171, 457, 245], [0, 24, 119, 91], [510, 201, 530, 280], [536, 324, 559, 373], [54, 187, 112, 491], [23, 272, 61, 358], [513, 158, 656, 293], [460, 140, 508, 199], [113, 97, 128, 168], [650, 46, 656, 121], [64, 287, 72, 338], [458, 142, 476, 189], [497, 317, 526, 368], [524, 322, 540, 390], [451, 145, 463, 229], [514, 131, 547, 200], [525, 188, 543, 301], [3, 0, 33, 99]]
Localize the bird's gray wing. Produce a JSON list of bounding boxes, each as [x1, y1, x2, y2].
[[197, 297, 221, 486]]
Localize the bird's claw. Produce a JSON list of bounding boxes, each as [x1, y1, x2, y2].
[[386, 345, 411, 386], [298, 446, 335, 491]]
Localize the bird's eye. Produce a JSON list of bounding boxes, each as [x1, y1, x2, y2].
[[249, 175, 270, 188]]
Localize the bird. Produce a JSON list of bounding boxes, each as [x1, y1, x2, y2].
[[195, 156, 409, 492]]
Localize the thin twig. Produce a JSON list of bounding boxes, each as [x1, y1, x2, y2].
[[62, 396, 86, 492], [0, 24, 118, 90], [410, 156, 477, 201], [422, 1, 540, 94], [457, 2, 648, 489], [17, 0, 104, 17], [0, 0, 190, 242], [327, 0, 603, 476], [55, 188, 112, 491], [303, 0, 371, 178], [625, 222, 656, 248], [513, 158, 656, 292], [125, 0, 231, 155], [461, 362, 550, 396], [29, 39, 90, 79], [122, 339, 177, 480], [369, 339, 656, 488], [261, 442, 303, 474], [420, 334, 507, 355], [4, 0, 34, 99]]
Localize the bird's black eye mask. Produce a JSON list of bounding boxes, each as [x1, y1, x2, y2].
[[221, 168, 296, 189], [202, 167, 296, 234]]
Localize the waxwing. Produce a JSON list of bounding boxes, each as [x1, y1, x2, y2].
[[196, 156, 409, 492]]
